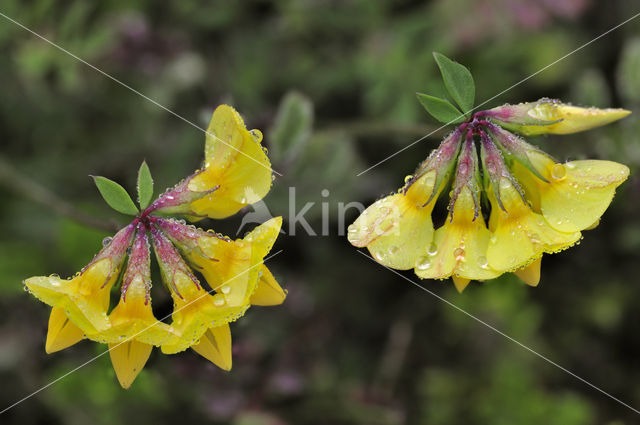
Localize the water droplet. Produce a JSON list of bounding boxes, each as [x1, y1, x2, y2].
[[427, 242, 438, 256], [416, 256, 431, 270], [250, 129, 262, 141], [213, 295, 225, 306], [102, 237, 113, 247], [499, 179, 511, 190], [454, 247, 465, 261], [220, 285, 231, 294], [404, 175, 413, 184], [551, 163, 566, 180], [478, 256, 489, 268], [388, 246, 399, 255]]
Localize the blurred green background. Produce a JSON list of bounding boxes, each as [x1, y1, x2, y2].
[[1, 0, 640, 424]]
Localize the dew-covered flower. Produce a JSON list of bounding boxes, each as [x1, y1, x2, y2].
[[349, 99, 630, 292], [23, 105, 284, 388]]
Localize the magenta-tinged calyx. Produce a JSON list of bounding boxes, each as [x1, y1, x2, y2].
[[149, 223, 200, 299], [144, 169, 218, 217], [479, 130, 527, 211], [121, 222, 152, 303], [448, 131, 481, 221]]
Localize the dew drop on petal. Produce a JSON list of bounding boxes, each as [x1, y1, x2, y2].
[[551, 163, 567, 180], [102, 237, 113, 247], [388, 245, 399, 255], [499, 179, 511, 190], [427, 242, 438, 256], [416, 256, 431, 271], [220, 285, 231, 294], [478, 256, 489, 268], [454, 247, 465, 262]]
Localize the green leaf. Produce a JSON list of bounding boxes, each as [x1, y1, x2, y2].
[[137, 161, 154, 210], [433, 52, 475, 115], [416, 93, 466, 124], [270, 91, 314, 162], [92, 176, 139, 215]]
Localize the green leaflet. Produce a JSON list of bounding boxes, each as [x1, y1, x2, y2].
[[416, 93, 466, 124], [137, 161, 154, 210], [92, 176, 139, 216], [433, 52, 475, 115]]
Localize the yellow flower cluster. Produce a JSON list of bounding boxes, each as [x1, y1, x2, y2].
[[24, 106, 284, 388], [349, 100, 630, 292]]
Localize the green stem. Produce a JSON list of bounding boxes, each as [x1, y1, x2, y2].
[[0, 156, 121, 232]]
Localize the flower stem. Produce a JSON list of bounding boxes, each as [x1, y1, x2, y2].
[[0, 156, 121, 232]]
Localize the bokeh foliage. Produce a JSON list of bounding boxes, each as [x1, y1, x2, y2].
[[1, 0, 640, 424]]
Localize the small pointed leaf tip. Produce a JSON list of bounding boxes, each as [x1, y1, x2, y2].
[[92, 176, 139, 216], [432, 52, 475, 114], [137, 161, 154, 210]]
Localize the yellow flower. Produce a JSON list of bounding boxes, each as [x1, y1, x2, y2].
[[154, 216, 285, 308], [348, 130, 463, 269], [485, 99, 630, 136], [149, 224, 249, 355], [481, 133, 582, 274], [414, 135, 501, 290], [350, 100, 630, 291], [83, 224, 173, 388], [24, 103, 283, 388], [187, 105, 273, 219], [24, 224, 135, 334], [511, 151, 630, 233]]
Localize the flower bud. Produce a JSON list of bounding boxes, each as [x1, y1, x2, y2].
[[146, 170, 218, 217], [484, 98, 630, 136]]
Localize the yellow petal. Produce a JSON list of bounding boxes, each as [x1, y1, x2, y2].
[[452, 276, 471, 293], [90, 275, 173, 346], [161, 271, 248, 355], [349, 172, 437, 270], [108, 340, 152, 389], [514, 257, 542, 287], [525, 103, 630, 135], [250, 266, 286, 306], [487, 178, 580, 272], [45, 307, 84, 354], [188, 105, 272, 219], [192, 217, 282, 307], [191, 325, 232, 370], [415, 188, 501, 281], [24, 258, 118, 334], [513, 153, 629, 233]]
